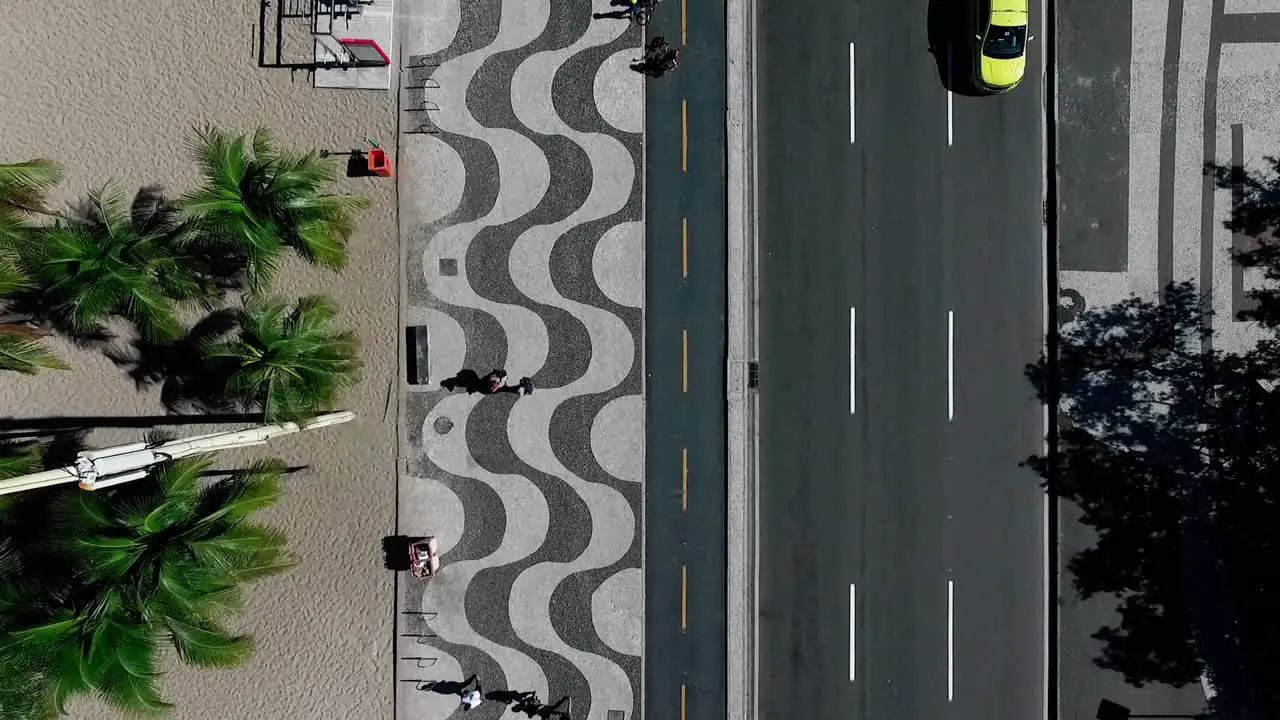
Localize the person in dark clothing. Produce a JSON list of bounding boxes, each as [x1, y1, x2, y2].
[[482, 368, 508, 393], [631, 45, 680, 77], [642, 35, 670, 63]]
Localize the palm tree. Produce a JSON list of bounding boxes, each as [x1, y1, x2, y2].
[[0, 161, 67, 374], [181, 127, 371, 291], [19, 184, 219, 342], [200, 295, 362, 423], [0, 159, 61, 251], [0, 455, 294, 717]]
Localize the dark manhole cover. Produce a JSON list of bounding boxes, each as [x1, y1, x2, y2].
[[439, 258, 458, 276], [433, 417, 455, 435]]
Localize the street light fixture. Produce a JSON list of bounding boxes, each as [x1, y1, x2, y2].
[[0, 411, 355, 495]]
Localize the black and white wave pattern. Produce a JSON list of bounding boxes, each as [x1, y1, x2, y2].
[[396, 0, 643, 718]]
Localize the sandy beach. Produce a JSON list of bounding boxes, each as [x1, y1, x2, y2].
[[0, 1, 399, 717]]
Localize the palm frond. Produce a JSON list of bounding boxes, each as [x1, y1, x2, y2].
[[196, 469, 285, 526], [3, 449, 296, 713], [0, 255, 33, 296], [165, 618, 253, 668], [181, 128, 367, 288], [0, 441, 45, 481], [0, 327, 68, 374], [23, 185, 215, 342], [204, 296, 361, 421], [0, 160, 62, 213]]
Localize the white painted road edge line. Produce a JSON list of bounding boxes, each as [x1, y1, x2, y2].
[[945, 45, 954, 147], [849, 583, 856, 682], [850, 307, 856, 414], [947, 310, 954, 420], [947, 90, 954, 146], [849, 43, 856, 144], [947, 579, 955, 701]]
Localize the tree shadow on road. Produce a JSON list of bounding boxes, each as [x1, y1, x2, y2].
[[1207, 156, 1280, 329], [1027, 281, 1279, 717]]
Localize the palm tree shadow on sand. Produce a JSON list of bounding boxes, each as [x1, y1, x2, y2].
[[105, 308, 240, 415], [4, 184, 250, 352]]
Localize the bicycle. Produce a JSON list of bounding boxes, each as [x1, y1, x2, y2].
[[630, 0, 662, 25]]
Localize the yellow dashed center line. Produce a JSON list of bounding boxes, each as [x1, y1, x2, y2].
[[682, 447, 688, 511], [681, 100, 688, 172], [682, 218, 688, 279], [681, 0, 687, 45], [681, 683, 687, 720], [682, 330, 689, 392], [681, 565, 688, 631]]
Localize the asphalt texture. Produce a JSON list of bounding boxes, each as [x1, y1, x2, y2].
[[642, 0, 730, 717], [756, 0, 1047, 718]]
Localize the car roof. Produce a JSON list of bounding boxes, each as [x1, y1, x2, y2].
[[991, 0, 1028, 14]]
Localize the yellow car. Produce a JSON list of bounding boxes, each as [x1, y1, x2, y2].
[[975, 0, 1031, 92]]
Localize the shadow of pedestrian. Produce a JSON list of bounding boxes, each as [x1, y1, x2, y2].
[[630, 61, 659, 77], [416, 674, 476, 696], [487, 689, 536, 705], [441, 369, 484, 394]]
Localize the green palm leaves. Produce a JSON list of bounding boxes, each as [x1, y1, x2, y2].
[[0, 129, 370, 378], [202, 295, 362, 423], [182, 127, 370, 291], [0, 456, 293, 717], [0, 160, 61, 250], [0, 324, 69, 375], [21, 185, 217, 342], [0, 161, 67, 375]]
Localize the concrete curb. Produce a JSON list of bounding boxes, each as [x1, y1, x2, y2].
[[1040, 0, 1060, 716], [725, 0, 757, 709]]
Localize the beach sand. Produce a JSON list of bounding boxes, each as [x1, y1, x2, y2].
[[0, 1, 399, 718]]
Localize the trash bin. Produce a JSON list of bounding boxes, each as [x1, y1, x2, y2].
[[368, 148, 392, 177]]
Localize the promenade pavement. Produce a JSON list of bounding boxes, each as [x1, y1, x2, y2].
[[394, 1, 644, 719], [1056, 0, 1280, 716]]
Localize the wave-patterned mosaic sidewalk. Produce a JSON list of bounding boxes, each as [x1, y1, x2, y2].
[[395, 0, 643, 718]]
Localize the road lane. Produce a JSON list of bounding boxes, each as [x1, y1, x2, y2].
[[644, 0, 728, 714], [758, 0, 954, 717], [758, 0, 1046, 718], [945, 55, 1046, 720]]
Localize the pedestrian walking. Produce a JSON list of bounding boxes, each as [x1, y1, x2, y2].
[[460, 682, 483, 711], [640, 35, 670, 63], [631, 46, 679, 77], [483, 368, 508, 394]]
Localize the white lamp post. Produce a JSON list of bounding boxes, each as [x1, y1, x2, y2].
[[0, 411, 355, 496]]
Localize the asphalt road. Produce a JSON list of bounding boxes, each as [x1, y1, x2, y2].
[[643, 0, 730, 717], [756, 0, 1046, 718]]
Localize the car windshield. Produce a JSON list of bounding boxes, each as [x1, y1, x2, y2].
[[984, 24, 1027, 60]]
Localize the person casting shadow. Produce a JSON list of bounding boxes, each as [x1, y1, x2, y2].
[[495, 376, 535, 395], [487, 689, 537, 705], [631, 38, 679, 77], [440, 369, 482, 393], [415, 674, 476, 696], [513, 695, 571, 718], [442, 369, 512, 395]]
